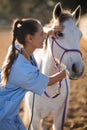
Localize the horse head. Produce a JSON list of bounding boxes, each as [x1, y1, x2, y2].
[[47, 2, 84, 80]]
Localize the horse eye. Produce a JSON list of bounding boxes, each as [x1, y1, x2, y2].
[[56, 31, 63, 37]]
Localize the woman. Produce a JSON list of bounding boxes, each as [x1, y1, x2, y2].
[[0, 18, 66, 130]]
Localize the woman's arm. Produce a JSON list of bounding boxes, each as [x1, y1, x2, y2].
[[48, 70, 66, 86]]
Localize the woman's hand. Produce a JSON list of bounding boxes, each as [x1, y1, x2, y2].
[[48, 69, 67, 86]]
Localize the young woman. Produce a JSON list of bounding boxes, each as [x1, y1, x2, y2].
[[0, 18, 66, 130]]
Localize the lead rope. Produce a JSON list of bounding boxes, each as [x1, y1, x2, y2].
[[28, 56, 37, 130], [51, 37, 69, 130], [61, 78, 68, 130], [44, 38, 62, 98], [28, 93, 35, 130], [51, 37, 82, 130]]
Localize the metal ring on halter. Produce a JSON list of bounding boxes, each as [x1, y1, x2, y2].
[[44, 36, 82, 99]]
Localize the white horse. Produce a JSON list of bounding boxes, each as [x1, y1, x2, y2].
[[25, 3, 84, 130]]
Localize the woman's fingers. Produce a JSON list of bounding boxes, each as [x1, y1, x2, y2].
[[53, 25, 64, 32]]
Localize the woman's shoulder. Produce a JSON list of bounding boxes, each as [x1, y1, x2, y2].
[[13, 53, 38, 73]]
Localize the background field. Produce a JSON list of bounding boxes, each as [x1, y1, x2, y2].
[[0, 17, 87, 130]]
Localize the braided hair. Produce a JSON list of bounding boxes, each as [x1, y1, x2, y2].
[[1, 18, 41, 86]]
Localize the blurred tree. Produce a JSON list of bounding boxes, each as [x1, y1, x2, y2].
[[9, 0, 24, 18], [0, 0, 86, 25], [55, 0, 87, 14], [0, 0, 11, 20]]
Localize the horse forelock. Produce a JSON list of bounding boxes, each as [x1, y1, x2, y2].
[[59, 12, 72, 23], [44, 10, 73, 49], [45, 10, 72, 28]]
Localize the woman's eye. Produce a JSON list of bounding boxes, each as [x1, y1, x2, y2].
[[56, 31, 63, 37]]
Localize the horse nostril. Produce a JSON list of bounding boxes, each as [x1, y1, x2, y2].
[[72, 63, 77, 73]]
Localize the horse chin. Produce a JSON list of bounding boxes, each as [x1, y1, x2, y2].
[[69, 76, 78, 80], [69, 72, 83, 80]]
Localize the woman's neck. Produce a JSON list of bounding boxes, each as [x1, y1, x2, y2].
[[22, 47, 34, 60]]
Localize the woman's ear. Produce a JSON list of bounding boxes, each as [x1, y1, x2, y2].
[[25, 34, 33, 43]]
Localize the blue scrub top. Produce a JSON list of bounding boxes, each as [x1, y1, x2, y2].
[[0, 53, 49, 121]]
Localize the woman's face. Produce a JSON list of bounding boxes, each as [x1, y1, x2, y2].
[[31, 24, 45, 49]]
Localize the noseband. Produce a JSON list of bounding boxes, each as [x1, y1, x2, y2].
[[51, 37, 82, 64], [44, 37, 82, 98]]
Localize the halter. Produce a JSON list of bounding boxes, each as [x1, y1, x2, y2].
[[51, 37, 82, 63], [44, 36, 82, 99], [44, 36, 82, 129]]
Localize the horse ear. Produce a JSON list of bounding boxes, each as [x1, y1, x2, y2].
[[53, 2, 63, 20], [72, 5, 81, 25]]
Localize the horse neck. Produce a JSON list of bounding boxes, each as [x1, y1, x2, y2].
[[41, 40, 61, 76]]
